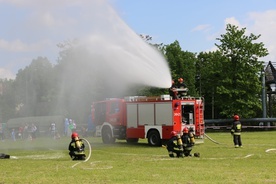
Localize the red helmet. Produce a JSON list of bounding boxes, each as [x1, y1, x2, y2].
[[170, 131, 177, 137], [234, 115, 240, 120], [71, 132, 78, 139], [183, 127, 189, 133], [178, 78, 183, 82]]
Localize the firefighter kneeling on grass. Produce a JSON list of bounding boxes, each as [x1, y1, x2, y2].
[[166, 131, 184, 158], [181, 127, 200, 157], [68, 132, 86, 160]]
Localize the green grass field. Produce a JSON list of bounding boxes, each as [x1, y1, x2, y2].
[[0, 131, 275, 184]]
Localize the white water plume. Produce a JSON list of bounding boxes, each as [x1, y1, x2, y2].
[[64, 0, 171, 89]]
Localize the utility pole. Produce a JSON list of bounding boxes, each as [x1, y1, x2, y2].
[[261, 69, 267, 118]]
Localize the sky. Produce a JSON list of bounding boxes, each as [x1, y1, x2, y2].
[[1, 0, 276, 79]]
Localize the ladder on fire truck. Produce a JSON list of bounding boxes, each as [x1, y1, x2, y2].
[[198, 101, 204, 137]]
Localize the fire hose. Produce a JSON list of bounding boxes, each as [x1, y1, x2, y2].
[[204, 133, 221, 144], [82, 138, 92, 162]]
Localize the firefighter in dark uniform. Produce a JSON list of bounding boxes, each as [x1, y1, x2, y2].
[[68, 132, 86, 160], [177, 78, 188, 97], [169, 80, 178, 99], [231, 115, 242, 148], [0, 153, 10, 159], [181, 127, 200, 157], [166, 131, 183, 158]]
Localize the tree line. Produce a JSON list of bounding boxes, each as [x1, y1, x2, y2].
[[0, 24, 269, 124]]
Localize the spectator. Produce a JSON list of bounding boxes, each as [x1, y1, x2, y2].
[[18, 126, 23, 139], [49, 122, 56, 138], [64, 118, 69, 136], [11, 129, 16, 141], [72, 120, 77, 132], [31, 124, 37, 139]]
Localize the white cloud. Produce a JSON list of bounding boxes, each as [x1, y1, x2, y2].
[[221, 11, 276, 63], [0, 0, 77, 8], [0, 68, 15, 79], [204, 11, 276, 64], [224, 17, 243, 28], [246, 10, 276, 63], [191, 24, 211, 32]]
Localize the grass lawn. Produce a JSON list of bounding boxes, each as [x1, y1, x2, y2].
[[0, 131, 275, 184]]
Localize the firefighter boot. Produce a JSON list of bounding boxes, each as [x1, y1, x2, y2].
[[194, 152, 200, 157]]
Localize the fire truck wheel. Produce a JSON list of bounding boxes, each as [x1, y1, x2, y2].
[[102, 126, 116, 144], [147, 130, 161, 146], [126, 138, 139, 144]]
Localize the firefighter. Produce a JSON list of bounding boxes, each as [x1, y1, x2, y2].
[[181, 127, 194, 156], [0, 153, 10, 159], [169, 80, 178, 99], [177, 78, 188, 97], [181, 127, 200, 157], [166, 131, 183, 158], [231, 115, 242, 148], [68, 132, 86, 160]]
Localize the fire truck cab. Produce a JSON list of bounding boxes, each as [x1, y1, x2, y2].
[[91, 94, 204, 146]]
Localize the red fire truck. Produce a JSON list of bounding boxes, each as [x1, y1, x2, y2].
[[91, 94, 204, 146]]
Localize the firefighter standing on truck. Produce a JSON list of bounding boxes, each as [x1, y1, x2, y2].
[[177, 78, 188, 97], [169, 80, 178, 99], [166, 131, 183, 158], [231, 115, 242, 148], [68, 132, 86, 160]]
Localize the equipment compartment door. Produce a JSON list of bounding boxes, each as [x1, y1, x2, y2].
[[155, 103, 173, 125], [181, 103, 194, 125], [138, 104, 154, 126], [126, 104, 138, 128]]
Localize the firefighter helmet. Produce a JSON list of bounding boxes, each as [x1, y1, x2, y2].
[[183, 127, 189, 133], [71, 132, 78, 139], [234, 115, 240, 120], [170, 131, 177, 137]]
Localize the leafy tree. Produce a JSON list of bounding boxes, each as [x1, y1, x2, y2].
[[164, 41, 197, 96], [0, 79, 17, 122], [196, 51, 226, 119], [14, 57, 56, 117], [214, 24, 268, 118]]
